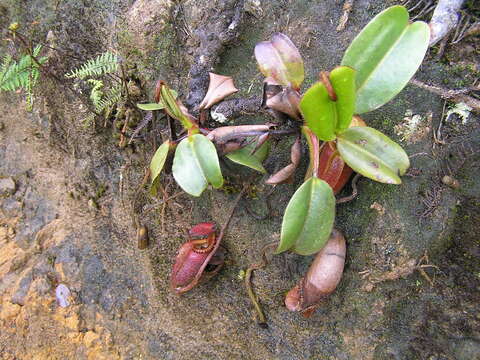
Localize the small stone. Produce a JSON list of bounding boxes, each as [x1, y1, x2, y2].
[[0, 301, 21, 320], [442, 175, 460, 189], [56, 283, 72, 307], [83, 330, 100, 348], [0, 178, 16, 197]]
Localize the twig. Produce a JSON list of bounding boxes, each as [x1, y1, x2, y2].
[[244, 242, 278, 327], [410, 79, 480, 113]]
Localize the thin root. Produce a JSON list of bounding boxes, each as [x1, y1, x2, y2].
[[336, 173, 361, 204], [244, 242, 278, 327]]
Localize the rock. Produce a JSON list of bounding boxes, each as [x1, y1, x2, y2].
[[14, 188, 56, 249], [10, 270, 33, 306], [1, 198, 22, 217], [30, 278, 52, 297], [0, 301, 21, 320], [0, 177, 16, 197]]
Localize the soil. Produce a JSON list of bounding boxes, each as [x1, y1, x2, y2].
[[0, 0, 479, 359]]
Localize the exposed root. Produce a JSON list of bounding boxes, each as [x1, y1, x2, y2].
[[336, 173, 361, 204], [185, 0, 246, 111], [211, 96, 262, 121], [416, 185, 443, 219], [428, 0, 466, 46], [410, 79, 480, 114]]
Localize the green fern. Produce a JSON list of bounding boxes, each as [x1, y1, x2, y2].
[[65, 52, 118, 79], [87, 79, 105, 111], [0, 45, 47, 110], [83, 82, 122, 127], [65, 51, 122, 126]]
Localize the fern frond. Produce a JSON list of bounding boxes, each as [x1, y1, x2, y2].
[[0, 54, 13, 85], [0, 45, 47, 111], [65, 52, 118, 80], [0, 48, 46, 90], [87, 79, 105, 112], [98, 85, 122, 118], [82, 83, 122, 127]]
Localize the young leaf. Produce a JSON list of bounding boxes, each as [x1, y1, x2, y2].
[[172, 134, 223, 196], [225, 141, 270, 173], [341, 5, 430, 114], [150, 140, 171, 184], [159, 83, 198, 131], [300, 82, 337, 141], [137, 103, 165, 111], [337, 126, 410, 184], [329, 66, 356, 131], [277, 177, 335, 256], [199, 73, 238, 110], [299, 66, 356, 141], [254, 33, 304, 90]]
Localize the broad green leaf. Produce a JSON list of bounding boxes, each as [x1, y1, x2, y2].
[[341, 5, 430, 114], [150, 140, 170, 183], [137, 103, 165, 111], [225, 141, 270, 173], [254, 33, 304, 89], [300, 82, 336, 141], [330, 66, 356, 131], [337, 126, 410, 184], [172, 134, 223, 196], [277, 177, 335, 256]]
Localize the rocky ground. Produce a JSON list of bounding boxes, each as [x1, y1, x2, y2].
[[0, 0, 479, 359]]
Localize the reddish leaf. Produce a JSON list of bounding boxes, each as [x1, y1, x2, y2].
[[255, 33, 304, 90]]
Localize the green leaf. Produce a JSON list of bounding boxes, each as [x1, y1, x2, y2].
[[225, 141, 270, 173], [172, 134, 223, 196], [137, 103, 165, 111], [337, 126, 410, 184], [299, 67, 356, 141], [159, 84, 197, 131], [277, 177, 335, 256], [341, 5, 430, 114], [150, 140, 170, 184], [330, 66, 356, 131], [300, 82, 337, 141], [254, 33, 304, 89]]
